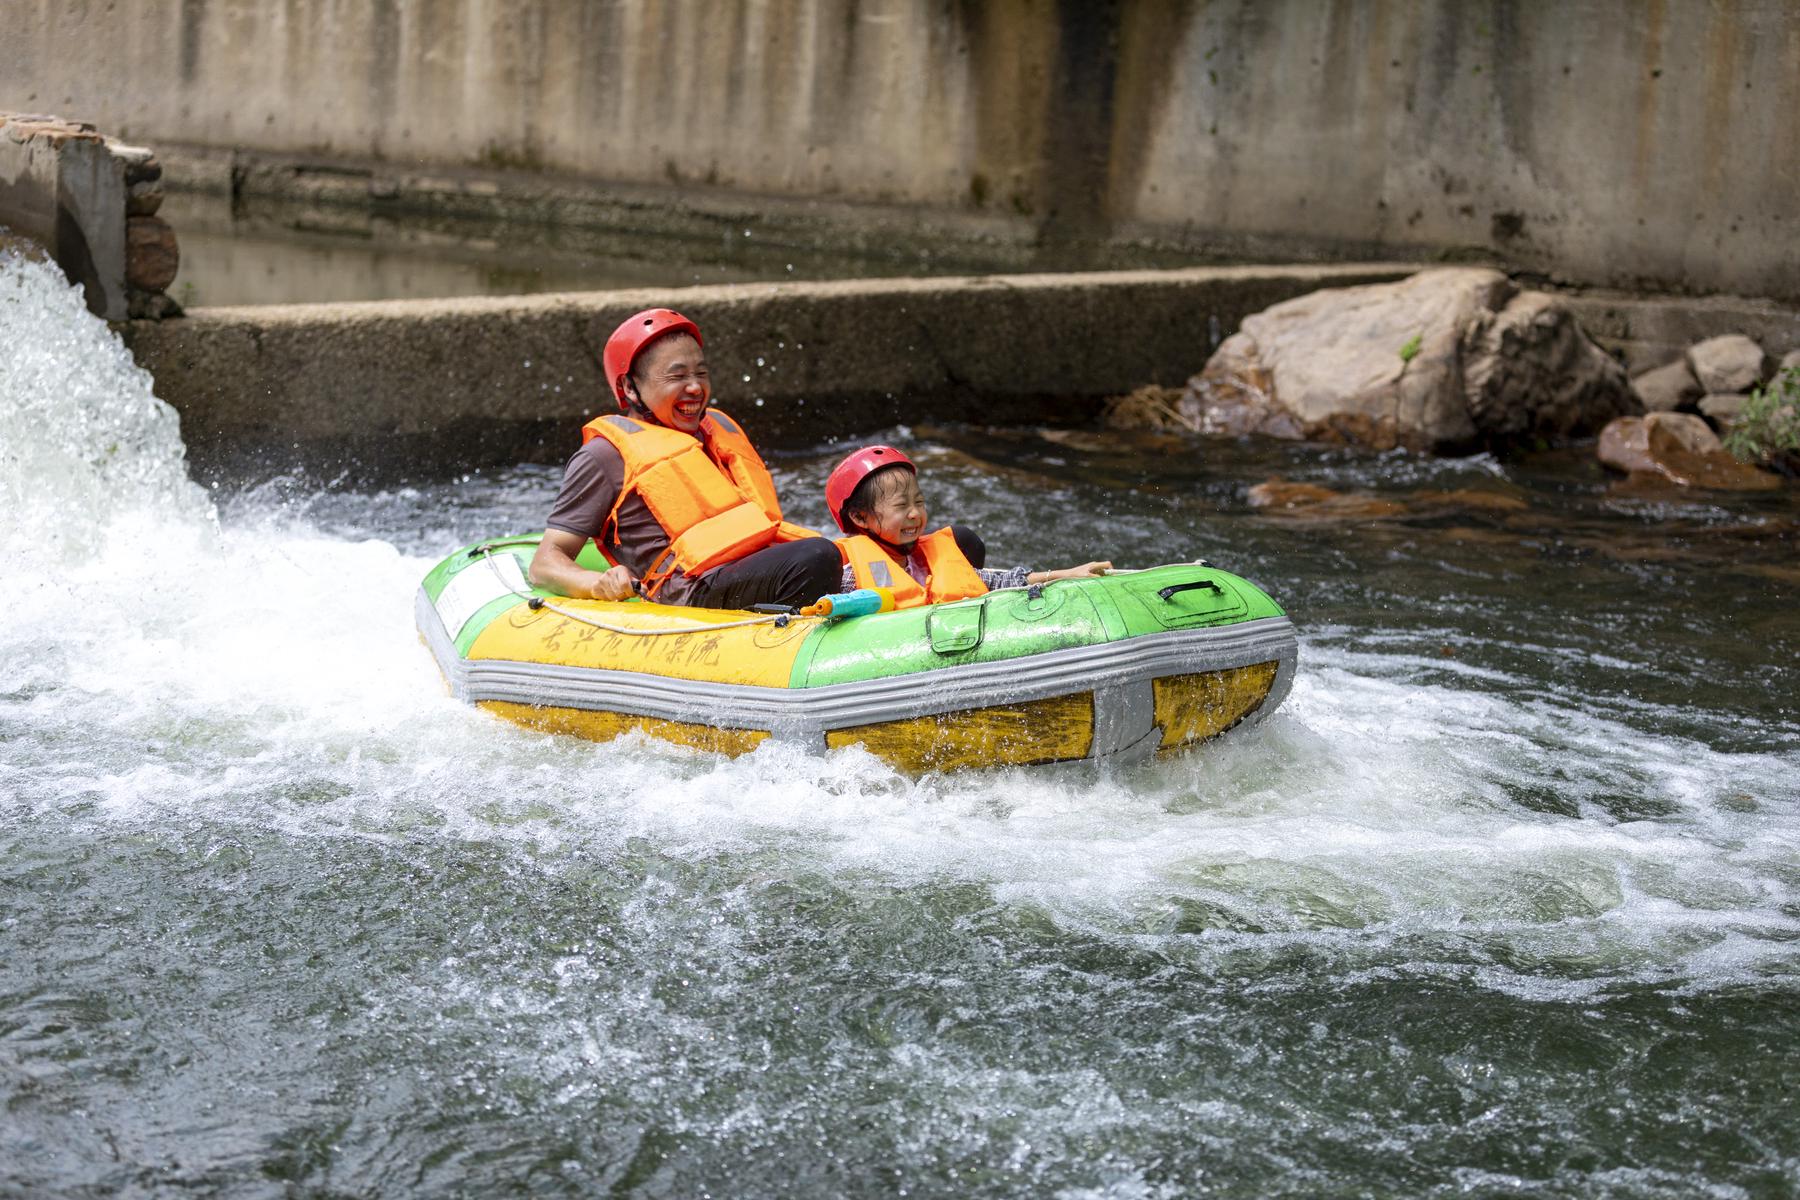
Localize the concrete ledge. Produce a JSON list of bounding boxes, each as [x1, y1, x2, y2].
[[123, 263, 1413, 476], [1554, 290, 1800, 376]]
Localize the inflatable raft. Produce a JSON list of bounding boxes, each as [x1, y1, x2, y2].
[[417, 537, 1297, 772]]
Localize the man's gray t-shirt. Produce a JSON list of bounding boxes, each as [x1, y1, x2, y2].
[[544, 438, 702, 605]]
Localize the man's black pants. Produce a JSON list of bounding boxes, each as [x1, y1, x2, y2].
[[687, 537, 844, 610]]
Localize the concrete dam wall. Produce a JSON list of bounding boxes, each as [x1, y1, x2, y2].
[[6, 0, 1796, 301], [119, 263, 1412, 476]]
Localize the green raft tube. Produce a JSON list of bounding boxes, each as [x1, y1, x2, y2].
[[417, 536, 1297, 772]]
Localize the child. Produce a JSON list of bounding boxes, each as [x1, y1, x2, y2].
[[824, 445, 1111, 608]]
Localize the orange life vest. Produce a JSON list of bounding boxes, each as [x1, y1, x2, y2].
[[835, 528, 988, 609], [581, 409, 814, 598]]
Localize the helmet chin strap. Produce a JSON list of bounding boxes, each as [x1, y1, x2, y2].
[[621, 375, 655, 419], [864, 527, 917, 560], [621, 375, 710, 429]]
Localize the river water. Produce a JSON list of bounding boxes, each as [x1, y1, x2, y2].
[[4, 247, 1798, 1198]]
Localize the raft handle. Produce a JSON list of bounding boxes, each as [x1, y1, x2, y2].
[[467, 537, 543, 558], [1158, 579, 1223, 603]]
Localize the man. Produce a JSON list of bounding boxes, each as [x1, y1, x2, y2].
[[528, 307, 841, 609]]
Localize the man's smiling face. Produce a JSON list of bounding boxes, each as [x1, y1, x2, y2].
[[630, 333, 710, 434]]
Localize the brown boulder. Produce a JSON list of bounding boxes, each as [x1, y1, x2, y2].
[[1186, 269, 1637, 453], [1418, 489, 1530, 513], [127, 179, 164, 217], [1247, 481, 1341, 508], [1597, 413, 1780, 491], [125, 216, 179, 291], [1246, 479, 1406, 518], [1246, 479, 1530, 520]]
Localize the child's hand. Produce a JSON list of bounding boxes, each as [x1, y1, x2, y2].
[[1028, 561, 1112, 585]]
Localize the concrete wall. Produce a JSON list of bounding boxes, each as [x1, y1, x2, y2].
[[6, 1, 1797, 300], [1118, 0, 1800, 302], [120, 263, 1410, 476]]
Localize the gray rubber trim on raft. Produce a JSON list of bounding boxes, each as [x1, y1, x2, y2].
[[417, 586, 1297, 758]]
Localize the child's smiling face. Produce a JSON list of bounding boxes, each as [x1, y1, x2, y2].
[[849, 465, 929, 550]]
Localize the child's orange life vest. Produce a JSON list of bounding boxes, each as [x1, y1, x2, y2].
[[581, 409, 814, 599], [835, 528, 987, 609]]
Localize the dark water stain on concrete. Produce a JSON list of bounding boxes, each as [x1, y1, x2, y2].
[[754, 0, 807, 144], [958, 0, 1056, 218], [366, 0, 400, 130], [801, 0, 874, 176], [1413, 5, 1465, 157], [1633, 0, 1667, 190], [179, 0, 208, 85], [1490, 0, 1535, 164], [571, 2, 626, 134], [1700, 5, 1741, 198], [1105, 2, 1197, 229], [958, 0, 1199, 252], [1038, 0, 1121, 250]]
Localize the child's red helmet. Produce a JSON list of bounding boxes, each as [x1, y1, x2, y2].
[[825, 445, 916, 533], [602, 308, 703, 409]]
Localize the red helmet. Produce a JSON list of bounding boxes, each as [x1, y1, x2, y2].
[[602, 308, 703, 409], [825, 445, 915, 533]]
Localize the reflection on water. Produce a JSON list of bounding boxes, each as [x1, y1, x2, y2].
[[4, 246, 1799, 1197], [164, 190, 1195, 308], [161, 191, 892, 306]]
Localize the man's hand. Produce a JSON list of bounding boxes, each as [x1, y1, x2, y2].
[[589, 564, 638, 601], [529, 529, 638, 600]]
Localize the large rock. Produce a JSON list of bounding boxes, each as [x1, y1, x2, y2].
[[1631, 359, 1702, 412], [1597, 413, 1780, 491], [1598, 411, 1719, 466], [1687, 334, 1767, 393], [1461, 290, 1640, 442], [1184, 268, 1638, 452], [125, 215, 179, 291]]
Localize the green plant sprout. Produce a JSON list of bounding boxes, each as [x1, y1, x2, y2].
[[1723, 366, 1800, 467]]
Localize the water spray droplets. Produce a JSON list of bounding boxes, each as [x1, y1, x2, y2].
[[0, 249, 213, 561]]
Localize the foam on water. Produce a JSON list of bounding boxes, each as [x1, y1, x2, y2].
[[4, 236, 1796, 1002]]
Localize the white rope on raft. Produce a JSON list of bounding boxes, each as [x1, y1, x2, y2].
[[480, 546, 806, 636]]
